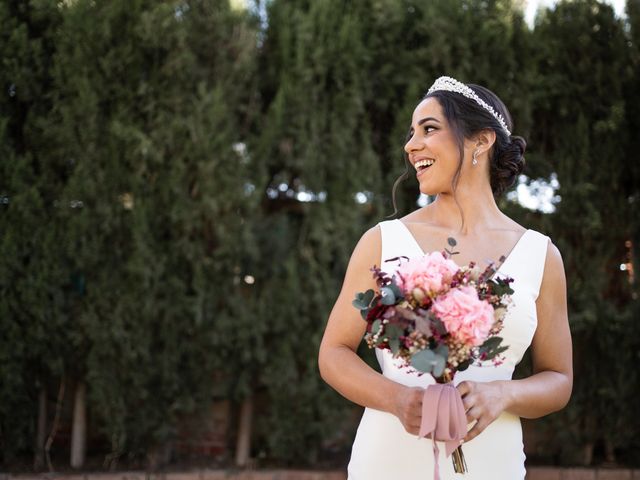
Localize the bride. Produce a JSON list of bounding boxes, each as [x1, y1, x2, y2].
[[318, 76, 572, 479]]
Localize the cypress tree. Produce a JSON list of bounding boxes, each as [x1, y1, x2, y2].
[[2, 0, 259, 464], [0, 0, 66, 463], [252, 0, 382, 463], [530, 0, 637, 464]]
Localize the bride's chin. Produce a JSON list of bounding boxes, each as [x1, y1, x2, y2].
[[418, 183, 439, 196]]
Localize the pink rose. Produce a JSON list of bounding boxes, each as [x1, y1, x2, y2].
[[395, 251, 459, 295], [431, 285, 495, 346]]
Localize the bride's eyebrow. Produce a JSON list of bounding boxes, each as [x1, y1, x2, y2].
[[418, 116, 441, 126]]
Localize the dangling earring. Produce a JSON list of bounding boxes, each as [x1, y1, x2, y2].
[[472, 150, 479, 166]]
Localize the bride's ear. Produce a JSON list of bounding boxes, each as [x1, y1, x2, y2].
[[473, 129, 497, 156]]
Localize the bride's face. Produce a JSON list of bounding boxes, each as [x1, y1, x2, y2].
[[404, 97, 473, 196]]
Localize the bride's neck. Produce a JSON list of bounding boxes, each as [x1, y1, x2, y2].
[[425, 188, 504, 235]]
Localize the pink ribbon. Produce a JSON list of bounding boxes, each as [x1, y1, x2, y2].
[[419, 383, 467, 480]]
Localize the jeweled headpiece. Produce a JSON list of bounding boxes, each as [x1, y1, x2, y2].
[[427, 76, 511, 136]]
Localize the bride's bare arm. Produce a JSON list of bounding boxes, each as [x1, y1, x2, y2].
[[318, 225, 423, 434], [458, 239, 573, 442]]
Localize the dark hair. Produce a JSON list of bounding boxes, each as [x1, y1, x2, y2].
[[389, 82, 526, 219]]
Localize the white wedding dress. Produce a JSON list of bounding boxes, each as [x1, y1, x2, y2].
[[347, 219, 550, 479]]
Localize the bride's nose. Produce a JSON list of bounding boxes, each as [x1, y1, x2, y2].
[[404, 132, 422, 154]]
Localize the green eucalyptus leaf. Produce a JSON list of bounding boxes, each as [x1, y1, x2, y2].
[[432, 354, 446, 378], [411, 349, 436, 373], [380, 286, 396, 305], [411, 349, 445, 376], [371, 319, 382, 335], [388, 281, 403, 300], [363, 289, 375, 305], [385, 323, 403, 340], [352, 289, 376, 310], [434, 343, 449, 359], [352, 294, 367, 310], [389, 337, 400, 354]]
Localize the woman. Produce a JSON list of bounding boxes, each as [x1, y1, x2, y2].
[[318, 76, 572, 479]]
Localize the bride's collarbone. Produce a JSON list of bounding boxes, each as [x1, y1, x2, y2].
[[401, 222, 527, 264]]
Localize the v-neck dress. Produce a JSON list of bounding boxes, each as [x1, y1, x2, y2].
[[347, 219, 550, 479]]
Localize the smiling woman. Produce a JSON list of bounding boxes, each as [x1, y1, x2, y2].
[[318, 76, 572, 479], [395, 79, 527, 222]]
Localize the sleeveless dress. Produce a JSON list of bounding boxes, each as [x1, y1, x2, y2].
[[347, 219, 550, 479]]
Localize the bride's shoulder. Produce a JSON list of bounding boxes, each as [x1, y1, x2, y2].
[[350, 223, 382, 263]]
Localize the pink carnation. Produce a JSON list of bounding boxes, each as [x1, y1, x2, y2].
[[431, 285, 495, 346], [395, 251, 459, 295]]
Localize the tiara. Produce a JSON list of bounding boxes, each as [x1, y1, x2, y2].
[[427, 76, 511, 136]]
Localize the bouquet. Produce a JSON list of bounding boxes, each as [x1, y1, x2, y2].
[[352, 237, 514, 476]]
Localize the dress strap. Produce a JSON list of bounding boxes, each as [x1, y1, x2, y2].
[[378, 220, 421, 272], [508, 230, 550, 301]]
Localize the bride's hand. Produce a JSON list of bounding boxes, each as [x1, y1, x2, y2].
[[392, 385, 424, 435], [456, 380, 509, 442]]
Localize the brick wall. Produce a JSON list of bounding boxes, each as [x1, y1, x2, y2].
[[7, 468, 640, 480]]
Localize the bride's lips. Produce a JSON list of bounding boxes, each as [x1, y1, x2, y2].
[[416, 166, 431, 178], [412, 156, 435, 178]]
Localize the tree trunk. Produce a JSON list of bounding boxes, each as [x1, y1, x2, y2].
[[33, 387, 47, 470], [234, 395, 253, 467], [604, 437, 617, 465], [45, 376, 65, 472], [70, 381, 86, 469]]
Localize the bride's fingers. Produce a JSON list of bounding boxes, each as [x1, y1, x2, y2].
[[409, 414, 422, 427], [462, 393, 475, 412], [457, 380, 474, 398], [405, 418, 422, 435], [405, 412, 422, 429], [464, 417, 488, 443], [465, 406, 481, 425]]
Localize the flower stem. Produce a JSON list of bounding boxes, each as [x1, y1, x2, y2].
[[452, 446, 468, 473]]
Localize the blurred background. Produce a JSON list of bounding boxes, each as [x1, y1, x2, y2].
[[1, 0, 639, 474]]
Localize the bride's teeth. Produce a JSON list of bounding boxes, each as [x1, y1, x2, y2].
[[415, 159, 435, 169]]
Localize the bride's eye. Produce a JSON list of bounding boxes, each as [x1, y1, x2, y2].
[[423, 125, 437, 134]]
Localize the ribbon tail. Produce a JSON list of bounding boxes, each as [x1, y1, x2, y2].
[[433, 435, 441, 480], [443, 383, 468, 457], [420, 383, 469, 475], [444, 438, 460, 458], [419, 384, 441, 438], [421, 385, 444, 480]]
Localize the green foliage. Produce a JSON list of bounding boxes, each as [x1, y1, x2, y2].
[[525, 0, 640, 464], [352, 289, 375, 311], [478, 336, 508, 361], [0, 0, 67, 460], [250, 0, 384, 464], [489, 277, 515, 297], [1, 0, 260, 463], [411, 346, 447, 377]]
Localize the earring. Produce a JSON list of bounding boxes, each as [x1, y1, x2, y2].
[[472, 150, 479, 165]]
